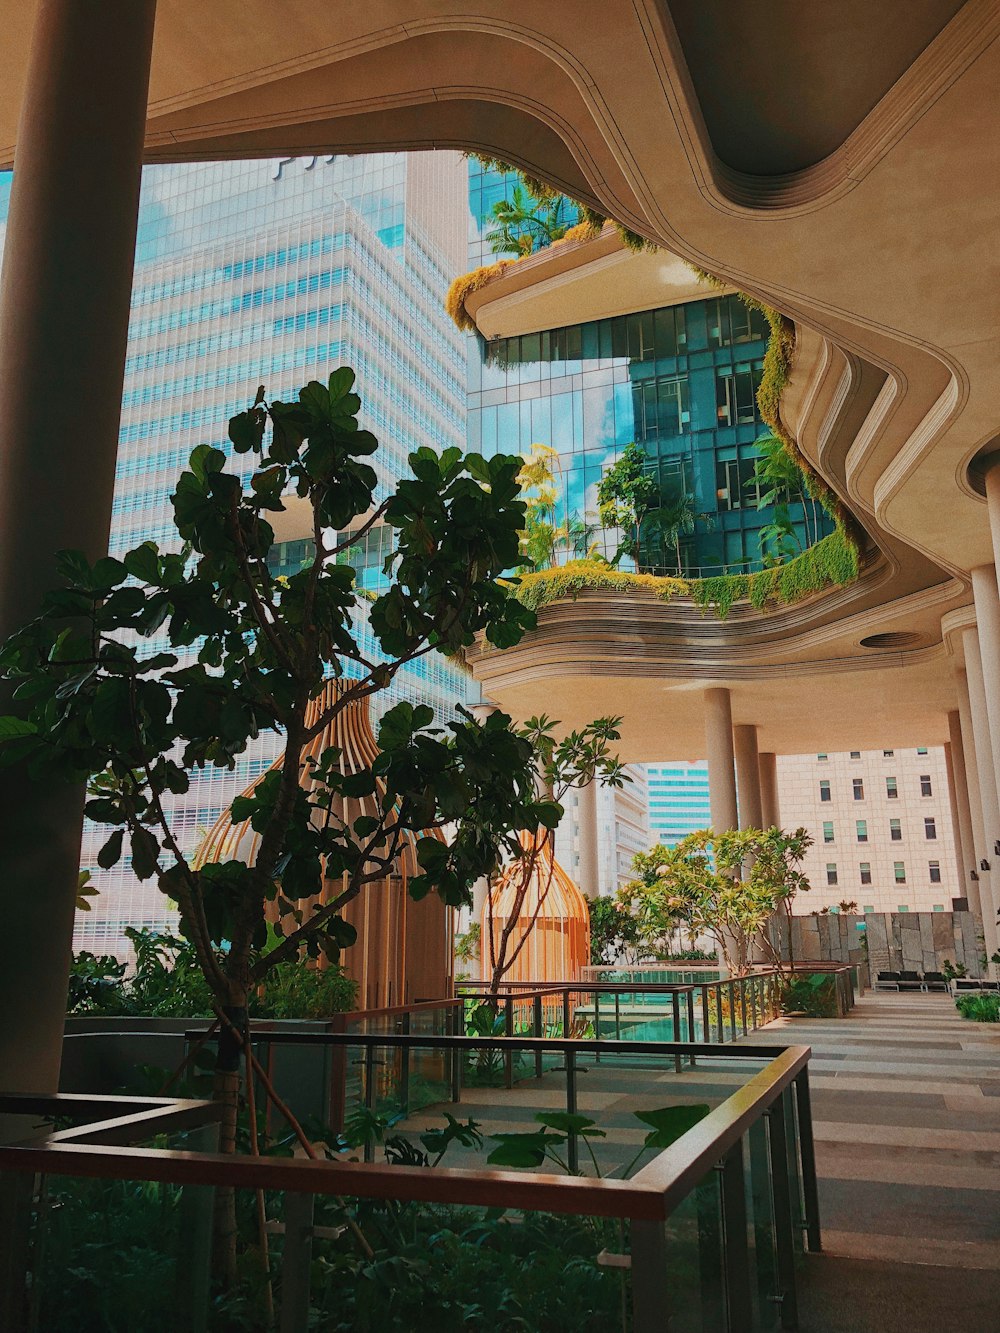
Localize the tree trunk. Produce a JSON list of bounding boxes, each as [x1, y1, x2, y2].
[[212, 1001, 247, 1282]]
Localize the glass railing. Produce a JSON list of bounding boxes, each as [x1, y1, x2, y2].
[[0, 1037, 818, 1332]]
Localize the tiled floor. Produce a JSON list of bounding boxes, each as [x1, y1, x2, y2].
[[754, 991, 1000, 1331]]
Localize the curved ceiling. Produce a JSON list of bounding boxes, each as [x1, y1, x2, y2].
[[663, 0, 967, 175], [1, 0, 996, 739]]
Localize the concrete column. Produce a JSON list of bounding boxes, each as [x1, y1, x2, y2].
[[946, 713, 976, 899], [704, 688, 738, 833], [970, 565, 1000, 804], [733, 724, 763, 829], [962, 631, 1000, 964], [0, 0, 157, 1095], [956, 672, 988, 927], [576, 779, 600, 898], [758, 752, 781, 829]]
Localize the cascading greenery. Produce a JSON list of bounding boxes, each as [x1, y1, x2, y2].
[[510, 529, 859, 621]]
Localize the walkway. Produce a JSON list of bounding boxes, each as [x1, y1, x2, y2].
[[754, 990, 1000, 1332]]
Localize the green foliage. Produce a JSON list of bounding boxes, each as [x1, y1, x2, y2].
[[781, 973, 839, 1018], [454, 921, 481, 964], [66, 928, 358, 1018], [955, 993, 1000, 1022], [619, 827, 812, 975], [588, 895, 641, 965], [485, 184, 574, 257], [513, 559, 688, 612], [595, 443, 659, 563], [941, 958, 967, 981], [0, 372, 568, 1021], [511, 528, 858, 622], [687, 529, 860, 619]]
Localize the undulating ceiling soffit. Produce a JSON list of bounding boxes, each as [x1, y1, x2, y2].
[[661, 0, 966, 175]]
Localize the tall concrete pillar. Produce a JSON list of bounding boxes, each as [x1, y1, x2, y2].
[[970, 565, 1000, 805], [956, 672, 988, 927], [0, 0, 157, 1095], [946, 714, 976, 898], [704, 688, 738, 833], [758, 752, 781, 829], [733, 724, 763, 829], [576, 779, 600, 898], [962, 631, 1000, 964]]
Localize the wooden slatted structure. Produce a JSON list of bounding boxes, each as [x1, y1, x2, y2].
[[481, 832, 590, 984], [195, 680, 453, 1008]]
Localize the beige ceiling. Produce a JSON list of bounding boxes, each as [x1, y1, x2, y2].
[[3, 1, 996, 745]]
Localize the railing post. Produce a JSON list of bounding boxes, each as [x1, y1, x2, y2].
[[363, 1044, 376, 1163], [686, 991, 697, 1067], [565, 1047, 579, 1174], [0, 1169, 33, 1333], [615, 991, 622, 1042], [766, 1099, 800, 1330], [399, 1013, 411, 1115], [594, 990, 601, 1062], [562, 989, 572, 1038], [701, 987, 710, 1045], [671, 993, 682, 1073], [534, 994, 543, 1078], [451, 1002, 463, 1104], [728, 981, 738, 1042], [716, 984, 725, 1044], [504, 995, 514, 1090], [175, 1121, 219, 1332], [280, 1191, 315, 1333], [631, 1218, 670, 1333], [794, 1069, 822, 1252], [740, 978, 749, 1036], [719, 1140, 753, 1333]]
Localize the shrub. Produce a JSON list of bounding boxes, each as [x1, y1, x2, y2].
[[955, 993, 1000, 1022]]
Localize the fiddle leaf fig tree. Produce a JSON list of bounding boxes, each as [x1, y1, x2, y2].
[[0, 372, 562, 1129]]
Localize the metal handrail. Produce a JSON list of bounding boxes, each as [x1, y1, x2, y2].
[[0, 1039, 811, 1224]]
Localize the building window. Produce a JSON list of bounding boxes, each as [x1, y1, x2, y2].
[[817, 753, 828, 761], [852, 778, 864, 801], [890, 818, 902, 841], [920, 774, 933, 797], [823, 821, 835, 843], [929, 861, 942, 883], [856, 820, 868, 843], [826, 864, 838, 886], [925, 817, 937, 840], [850, 751, 861, 759], [898, 903, 910, 912], [715, 365, 760, 427], [932, 903, 944, 911], [715, 456, 759, 511], [863, 904, 875, 913], [883, 749, 894, 758], [886, 776, 898, 799], [894, 861, 906, 883], [860, 862, 872, 885], [917, 747, 928, 755], [820, 780, 831, 803]]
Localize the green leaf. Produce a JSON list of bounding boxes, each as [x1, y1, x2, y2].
[[124, 542, 161, 584], [328, 367, 356, 402], [130, 827, 160, 881], [486, 1130, 564, 1168], [535, 1111, 605, 1138], [97, 829, 125, 869], [633, 1104, 710, 1149], [0, 717, 37, 741]]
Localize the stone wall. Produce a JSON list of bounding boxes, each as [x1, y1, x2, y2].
[[775, 910, 982, 982]]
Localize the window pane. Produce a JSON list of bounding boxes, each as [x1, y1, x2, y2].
[[823, 821, 835, 843], [894, 862, 906, 883], [860, 862, 872, 884], [856, 820, 868, 842], [925, 818, 937, 840], [852, 779, 864, 800], [920, 775, 933, 797], [886, 777, 898, 798]]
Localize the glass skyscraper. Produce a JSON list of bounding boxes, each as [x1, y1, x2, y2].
[[72, 152, 473, 956], [646, 764, 712, 847], [466, 164, 831, 576]]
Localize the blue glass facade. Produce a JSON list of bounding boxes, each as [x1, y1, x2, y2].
[[466, 163, 832, 576], [68, 152, 473, 955], [646, 764, 712, 847]]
